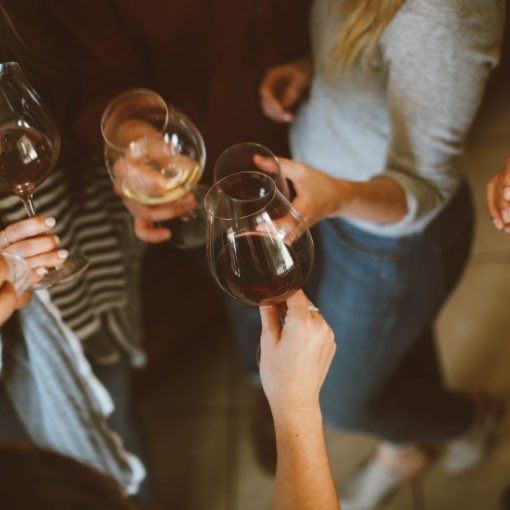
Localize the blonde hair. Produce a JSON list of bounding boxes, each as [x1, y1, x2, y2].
[[333, 0, 405, 72]]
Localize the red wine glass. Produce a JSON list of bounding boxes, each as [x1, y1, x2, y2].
[[0, 62, 89, 287], [204, 171, 313, 307]]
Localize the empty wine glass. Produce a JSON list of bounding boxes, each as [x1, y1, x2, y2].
[[0, 62, 89, 287], [205, 171, 313, 307], [1, 251, 30, 295], [214, 142, 290, 199], [101, 89, 207, 249]]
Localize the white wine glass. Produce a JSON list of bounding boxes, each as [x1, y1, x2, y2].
[[101, 89, 207, 249], [0, 62, 89, 287]]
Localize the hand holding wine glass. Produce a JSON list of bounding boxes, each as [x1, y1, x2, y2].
[[101, 89, 207, 248], [259, 289, 335, 414], [0, 62, 89, 287]]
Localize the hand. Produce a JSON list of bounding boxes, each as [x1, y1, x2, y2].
[[487, 156, 510, 232], [278, 157, 346, 228], [259, 56, 313, 123], [0, 254, 18, 325], [120, 191, 197, 243], [0, 216, 64, 283], [259, 290, 336, 417]]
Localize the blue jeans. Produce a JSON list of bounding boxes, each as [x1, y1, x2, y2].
[[308, 182, 475, 443]]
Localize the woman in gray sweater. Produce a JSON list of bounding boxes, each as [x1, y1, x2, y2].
[[259, 0, 506, 508]]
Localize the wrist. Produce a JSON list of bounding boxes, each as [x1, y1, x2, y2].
[[271, 399, 323, 429], [328, 178, 355, 218]]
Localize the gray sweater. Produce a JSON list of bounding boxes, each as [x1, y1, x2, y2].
[[291, 0, 505, 236]]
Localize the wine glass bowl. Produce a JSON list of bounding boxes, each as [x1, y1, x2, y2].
[[0, 63, 60, 204], [0, 62, 89, 287], [101, 89, 207, 248], [213, 142, 290, 199], [205, 171, 313, 307]]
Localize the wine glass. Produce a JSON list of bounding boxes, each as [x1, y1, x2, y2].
[[0, 251, 31, 295], [214, 142, 290, 200], [101, 89, 207, 249], [0, 62, 89, 287], [204, 171, 313, 307]]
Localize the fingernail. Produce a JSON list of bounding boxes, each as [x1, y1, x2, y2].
[[503, 188, 510, 201], [45, 217, 56, 228], [57, 249, 69, 260], [502, 210, 510, 223], [54, 235, 60, 244], [493, 218, 503, 229], [36, 267, 48, 276]]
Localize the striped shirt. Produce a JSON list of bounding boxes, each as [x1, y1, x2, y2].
[[0, 165, 145, 364]]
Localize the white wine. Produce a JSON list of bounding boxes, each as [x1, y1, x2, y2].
[[112, 155, 202, 205]]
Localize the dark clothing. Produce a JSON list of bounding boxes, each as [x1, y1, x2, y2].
[[41, 0, 311, 178]]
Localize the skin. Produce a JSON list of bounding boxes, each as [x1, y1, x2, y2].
[[0, 255, 19, 325], [487, 155, 510, 233], [259, 290, 339, 510], [0, 216, 63, 271]]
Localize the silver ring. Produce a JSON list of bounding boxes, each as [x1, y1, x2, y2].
[[0, 230, 10, 248], [307, 304, 320, 313]]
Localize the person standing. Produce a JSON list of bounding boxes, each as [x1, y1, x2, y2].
[[259, 0, 506, 507]]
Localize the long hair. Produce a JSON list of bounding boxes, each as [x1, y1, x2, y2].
[[332, 0, 406, 72]]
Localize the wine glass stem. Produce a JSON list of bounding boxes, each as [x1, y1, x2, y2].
[[20, 193, 36, 217]]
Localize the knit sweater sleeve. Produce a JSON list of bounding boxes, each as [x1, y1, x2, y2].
[[379, 0, 505, 230]]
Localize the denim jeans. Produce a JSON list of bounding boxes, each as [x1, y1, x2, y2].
[[308, 182, 476, 443]]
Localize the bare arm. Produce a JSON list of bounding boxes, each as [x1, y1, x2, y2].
[[259, 291, 339, 510], [276, 157, 407, 228]]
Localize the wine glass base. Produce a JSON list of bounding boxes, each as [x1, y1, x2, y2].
[[32, 253, 90, 289]]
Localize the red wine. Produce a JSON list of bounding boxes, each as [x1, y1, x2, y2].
[[214, 231, 311, 306], [0, 126, 56, 195]]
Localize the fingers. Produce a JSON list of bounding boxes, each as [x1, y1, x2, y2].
[[5, 234, 60, 261], [285, 288, 311, 311], [259, 69, 295, 123], [487, 157, 510, 232], [122, 192, 196, 222], [259, 304, 282, 346], [0, 216, 56, 248], [0, 280, 17, 325], [133, 218, 171, 243]]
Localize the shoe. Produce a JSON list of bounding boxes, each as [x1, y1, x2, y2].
[[340, 443, 429, 510], [339, 460, 406, 510], [442, 393, 505, 474], [251, 390, 277, 474]]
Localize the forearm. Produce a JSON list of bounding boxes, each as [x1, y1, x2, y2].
[[332, 176, 408, 224], [272, 405, 339, 510]]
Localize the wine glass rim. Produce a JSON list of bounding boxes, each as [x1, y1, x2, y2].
[[100, 88, 169, 151], [213, 141, 280, 179], [204, 171, 278, 220]]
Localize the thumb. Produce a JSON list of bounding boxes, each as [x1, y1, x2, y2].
[[281, 82, 302, 109], [259, 304, 282, 350]]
